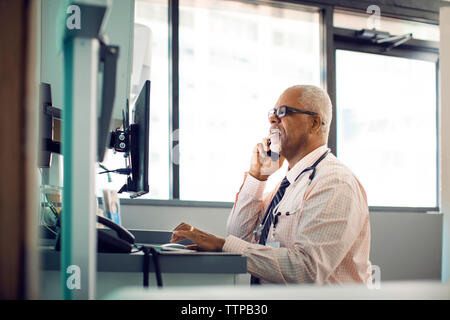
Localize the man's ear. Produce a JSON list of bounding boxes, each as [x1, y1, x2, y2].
[[310, 114, 322, 134]]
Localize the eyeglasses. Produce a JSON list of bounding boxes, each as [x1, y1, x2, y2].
[[268, 105, 325, 125]]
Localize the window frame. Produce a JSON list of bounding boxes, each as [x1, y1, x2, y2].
[[333, 27, 439, 211], [123, 0, 442, 212]]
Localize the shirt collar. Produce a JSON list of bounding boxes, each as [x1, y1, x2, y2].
[[285, 145, 329, 185]]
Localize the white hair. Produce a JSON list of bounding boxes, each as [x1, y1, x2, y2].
[[294, 85, 332, 139]]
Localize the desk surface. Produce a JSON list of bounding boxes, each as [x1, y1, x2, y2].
[[40, 246, 247, 274], [40, 229, 247, 274]]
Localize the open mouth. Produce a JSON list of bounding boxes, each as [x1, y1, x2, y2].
[[270, 127, 281, 135], [269, 128, 282, 153], [270, 127, 284, 140]]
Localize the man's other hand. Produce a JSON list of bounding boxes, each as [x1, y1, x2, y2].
[[170, 222, 225, 252]]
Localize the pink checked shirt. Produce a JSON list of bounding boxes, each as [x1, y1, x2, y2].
[[223, 145, 372, 285]]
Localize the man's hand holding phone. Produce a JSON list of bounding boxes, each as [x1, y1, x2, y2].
[[249, 129, 285, 181]]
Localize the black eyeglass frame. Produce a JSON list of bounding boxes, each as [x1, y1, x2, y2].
[[268, 105, 325, 125]]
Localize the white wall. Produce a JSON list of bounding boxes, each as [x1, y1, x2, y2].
[[121, 204, 231, 237], [369, 211, 442, 281], [120, 203, 443, 282]]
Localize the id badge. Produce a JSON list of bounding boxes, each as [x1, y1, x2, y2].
[[266, 241, 280, 248]]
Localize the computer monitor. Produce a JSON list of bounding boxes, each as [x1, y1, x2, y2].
[[39, 41, 119, 167], [97, 43, 119, 162], [38, 83, 53, 168], [39, 78, 150, 199], [38, 83, 61, 168], [119, 80, 150, 198]]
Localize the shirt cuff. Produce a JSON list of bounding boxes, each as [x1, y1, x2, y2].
[[223, 235, 253, 254], [240, 172, 267, 201]]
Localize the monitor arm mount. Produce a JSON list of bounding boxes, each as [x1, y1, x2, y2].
[[105, 109, 139, 197]]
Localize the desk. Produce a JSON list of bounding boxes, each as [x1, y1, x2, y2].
[[40, 230, 248, 299]]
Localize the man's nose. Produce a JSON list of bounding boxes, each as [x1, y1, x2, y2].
[[269, 112, 280, 124]]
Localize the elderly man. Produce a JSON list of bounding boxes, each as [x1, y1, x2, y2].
[[171, 85, 372, 285]]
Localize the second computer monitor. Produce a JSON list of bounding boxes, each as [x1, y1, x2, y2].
[[128, 80, 150, 198]]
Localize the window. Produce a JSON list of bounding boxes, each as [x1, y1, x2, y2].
[[178, 0, 321, 201], [96, 0, 170, 199], [333, 10, 439, 208], [335, 49, 437, 207], [134, 0, 170, 199], [120, 1, 439, 209]]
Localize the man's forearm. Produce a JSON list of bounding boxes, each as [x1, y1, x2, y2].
[[226, 173, 266, 242]]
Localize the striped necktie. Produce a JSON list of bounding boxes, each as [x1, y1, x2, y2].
[[251, 176, 290, 284]]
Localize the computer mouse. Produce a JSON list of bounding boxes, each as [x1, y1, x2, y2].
[[160, 243, 187, 250]]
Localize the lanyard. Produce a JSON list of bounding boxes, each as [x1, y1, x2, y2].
[[253, 149, 330, 238]]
